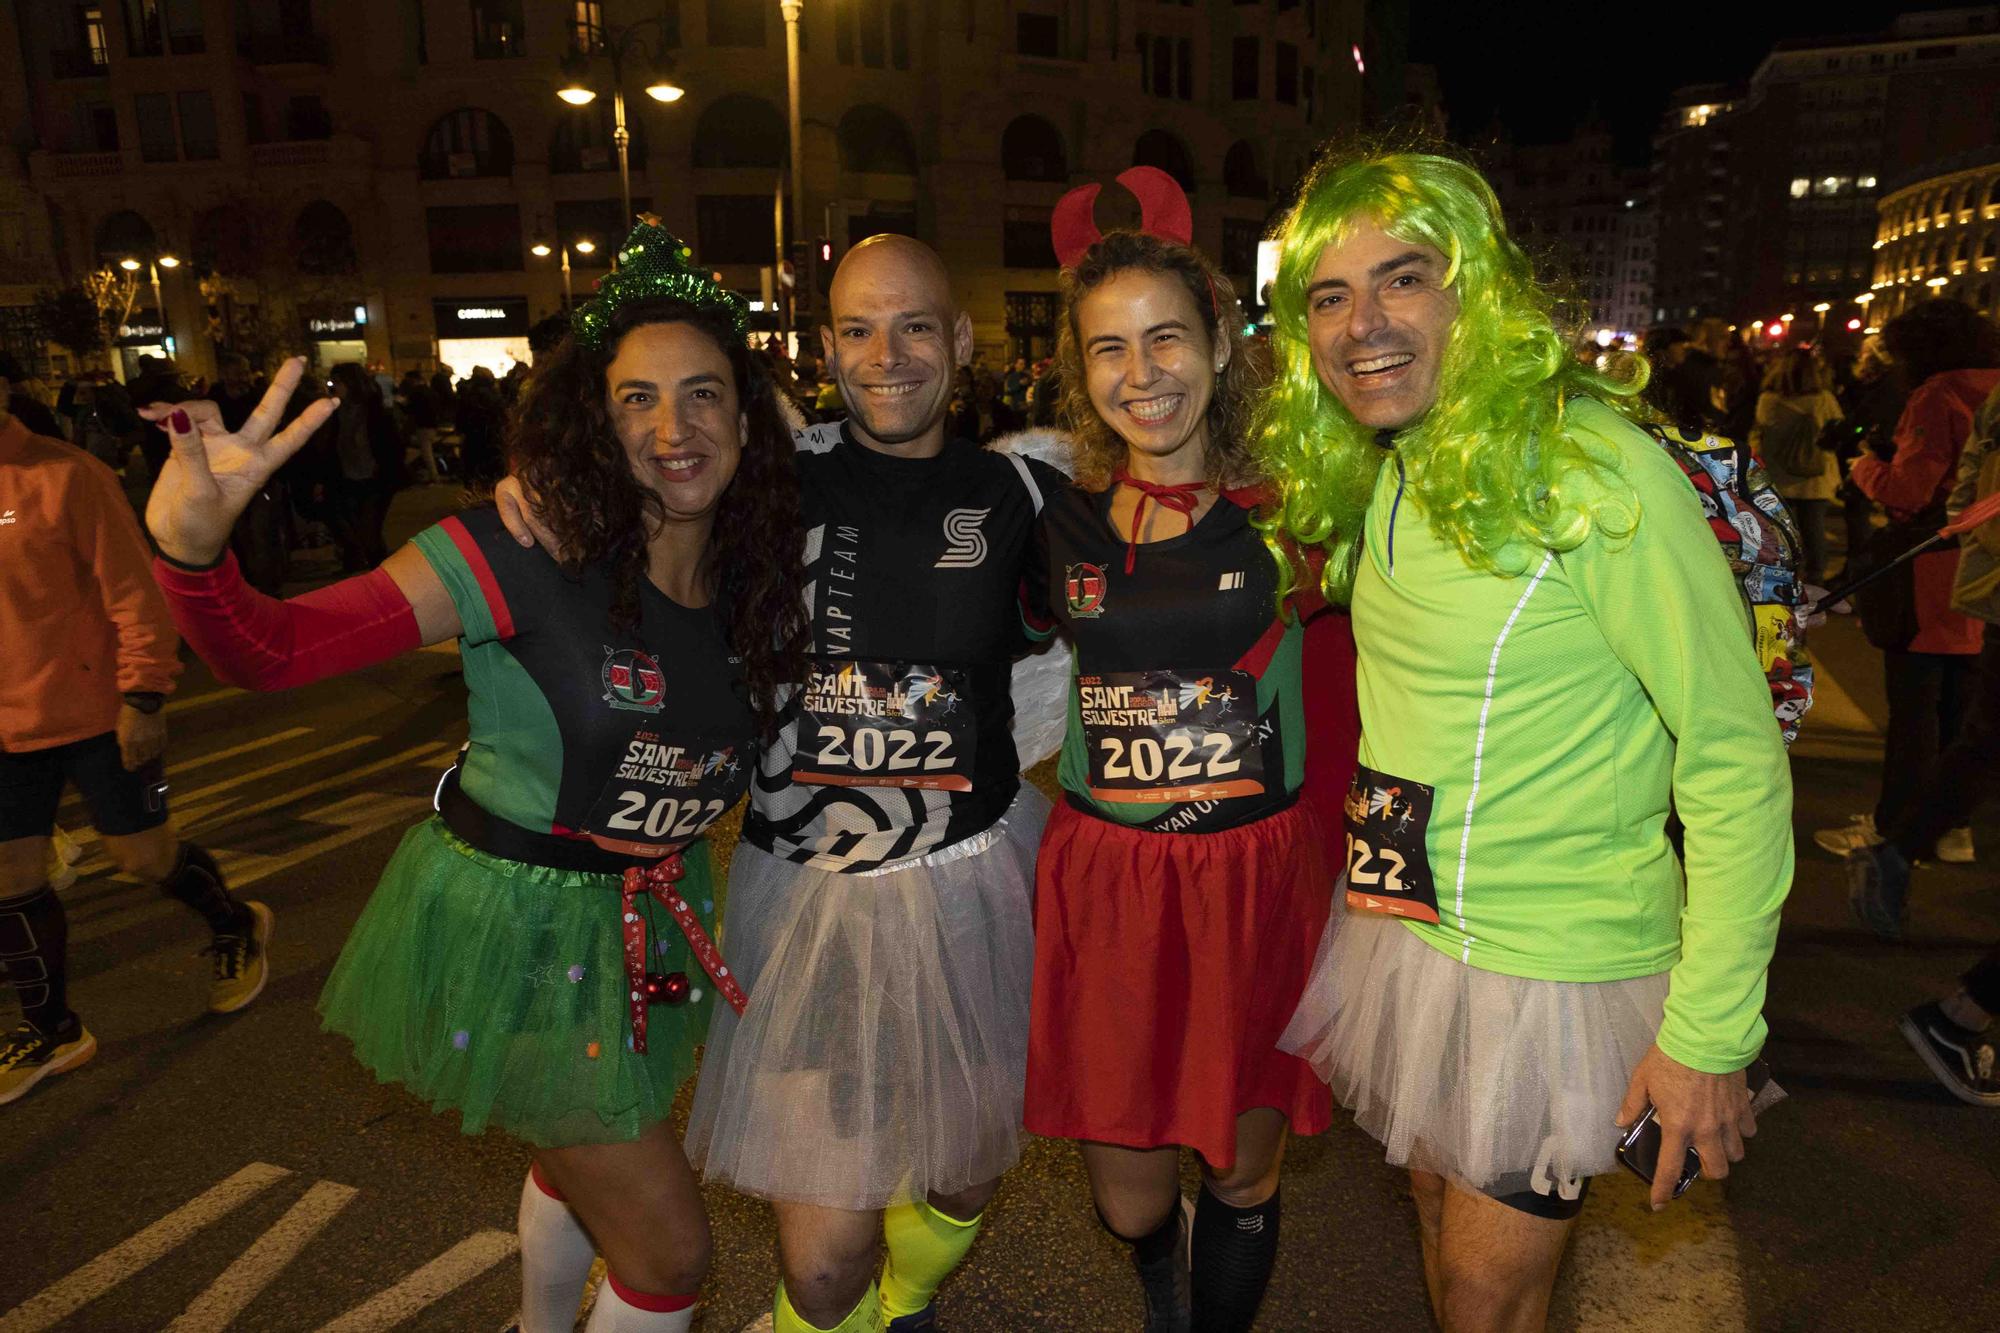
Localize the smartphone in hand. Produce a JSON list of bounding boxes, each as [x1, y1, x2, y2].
[[1616, 1059, 1774, 1199]]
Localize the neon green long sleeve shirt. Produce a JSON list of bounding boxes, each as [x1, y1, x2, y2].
[[1349, 398, 1794, 1074]]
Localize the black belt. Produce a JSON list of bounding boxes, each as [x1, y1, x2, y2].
[[436, 766, 640, 877]]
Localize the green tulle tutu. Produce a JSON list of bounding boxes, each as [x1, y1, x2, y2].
[[318, 817, 718, 1147]]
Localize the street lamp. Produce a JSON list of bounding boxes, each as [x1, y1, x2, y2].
[[558, 18, 683, 237], [534, 235, 596, 309], [781, 1, 808, 321]]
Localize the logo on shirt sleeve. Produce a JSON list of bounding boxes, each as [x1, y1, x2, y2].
[[933, 507, 991, 568]]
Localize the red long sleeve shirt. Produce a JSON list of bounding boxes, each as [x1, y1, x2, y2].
[[0, 414, 182, 751]]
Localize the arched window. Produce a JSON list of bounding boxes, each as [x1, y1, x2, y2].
[[1223, 140, 1267, 198], [1132, 129, 1194, 191], [1001, 115, 1066, 182], [1979, 230, 1998, 266], [692, 94, 787, 168], [420, 107, 515, 179], [1985, 176, 2000, 209], [551, 102, 649, 174], [93, 210, 157, 266], [294, 201, 358, 275], [837, 105, 918, 174]]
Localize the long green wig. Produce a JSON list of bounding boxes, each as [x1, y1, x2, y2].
[[1253, 147, 1649, 600]]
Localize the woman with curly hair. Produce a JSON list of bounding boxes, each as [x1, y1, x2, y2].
[[1021, 194, 1357, 1332], [141, 220, 807, 1333]]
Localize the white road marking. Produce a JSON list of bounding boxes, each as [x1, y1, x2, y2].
[[165, 1180, 360, 1332], [165, 686, 249, 716], [312, 1230, 520, 1333], [182, 741, 457, 833], [0, 1163, 291, 1333], [1559, 1172, 1747, 1332], [57, 728, 320, 824]]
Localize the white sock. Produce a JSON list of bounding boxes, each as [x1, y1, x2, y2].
[[582, 1272, 695, 1332], [518, 1164, 598, 1333]]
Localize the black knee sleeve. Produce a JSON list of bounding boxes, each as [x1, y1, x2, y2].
[[1098, 1201, 1191, 1332], [1190, 1184, 1280, 1333], [0, 885, 73, 1032]]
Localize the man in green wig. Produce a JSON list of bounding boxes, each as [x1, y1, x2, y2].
[[1263, 148, 1794, 1332]]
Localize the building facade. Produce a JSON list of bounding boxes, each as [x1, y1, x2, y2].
[[4, 0, 1367, 382], [1870, 152, 2000, 324], [1648, 84, 1739, 326], [1483, 124, 1644, 341]]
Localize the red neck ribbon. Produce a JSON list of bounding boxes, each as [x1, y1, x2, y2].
[[1113, 472, 1207, 574]]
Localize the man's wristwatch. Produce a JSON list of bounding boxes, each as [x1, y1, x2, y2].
[[122, 691, 165, 715]]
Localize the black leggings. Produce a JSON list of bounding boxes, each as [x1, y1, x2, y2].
[[1964, 950, 2000, 1016]]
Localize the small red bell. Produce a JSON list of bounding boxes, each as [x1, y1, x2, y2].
[[641, 972, 670, 1004], [660, 971, 692, 1005]]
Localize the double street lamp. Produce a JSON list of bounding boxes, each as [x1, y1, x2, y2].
[[532, 236, 598, 309], [557, 17, 684, 237], [119, 252, 180, 353]]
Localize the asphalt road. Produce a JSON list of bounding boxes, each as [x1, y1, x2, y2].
[[3, 485, 1996, 1332]]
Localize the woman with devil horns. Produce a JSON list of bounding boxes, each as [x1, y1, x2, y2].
[[1021, 169, 1360, 1332]]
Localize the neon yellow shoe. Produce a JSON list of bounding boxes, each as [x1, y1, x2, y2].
[[0, 1020, 97, 1106], [207, 901, 274, 1014]]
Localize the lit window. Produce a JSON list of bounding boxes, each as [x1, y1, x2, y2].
[[1858, 175, 1877, 190], [1789, 177, 1810, 198]]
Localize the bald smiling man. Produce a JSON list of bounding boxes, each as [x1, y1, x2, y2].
[[684, 236, 1067, 1333]]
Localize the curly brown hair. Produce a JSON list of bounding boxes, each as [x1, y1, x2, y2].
[[510, 298, 808, 733], [1055, 229, 1266, 492]]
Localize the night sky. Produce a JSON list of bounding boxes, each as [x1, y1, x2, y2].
[[1410, 1, 1962, 162]]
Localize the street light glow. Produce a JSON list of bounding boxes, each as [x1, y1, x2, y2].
[[574, 239, 597, 255], [531, 242, 552, 257], [1927, 276, 1949, 288], [119, 258, 141, 271], [1812, 301, 1831, 313], [645, 79, 684, 103], [558, 85, 597, 106], [156, 254, 180, 269]]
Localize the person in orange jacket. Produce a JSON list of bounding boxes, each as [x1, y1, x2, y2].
[[0, 369, 272, 1107]]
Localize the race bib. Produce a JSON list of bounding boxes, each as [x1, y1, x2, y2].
[[582, 726, 748, 859], [792, 659, 978, 791], [1343, 764, 1440, 922], [1079, 667, 1265, 804]]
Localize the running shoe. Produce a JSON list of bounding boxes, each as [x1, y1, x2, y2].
[[1935, 826, 1976, 864], [207, 901, 273, 1014], [48, 824, 84, 892], [1814, 812, 1882, 857], [0, 1020, 97, 1106], [1845, 842, 1910, 940], [885, 1304, 938, 1331], [1899, 1001, 2000, 1107]]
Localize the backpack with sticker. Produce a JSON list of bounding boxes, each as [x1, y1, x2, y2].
[[1643, 423, 1814, 746]]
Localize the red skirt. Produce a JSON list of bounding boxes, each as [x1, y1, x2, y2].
[[1024, 797, 1335, 1168]]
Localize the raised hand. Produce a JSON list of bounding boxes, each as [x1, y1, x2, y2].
[[142, 357, 338, 566]]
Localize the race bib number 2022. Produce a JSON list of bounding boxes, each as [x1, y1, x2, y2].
[[582, 728, 746, 859], [1343, 764, 1440, 923], [1080, 667, 1265, 805], [792, 659, 978, 792]]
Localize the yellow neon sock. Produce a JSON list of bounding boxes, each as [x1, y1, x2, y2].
[[774, 1280, 883, 1333], [879, 1200, 985, 1320]]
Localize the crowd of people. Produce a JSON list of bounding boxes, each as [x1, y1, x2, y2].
[[1, 136, 1997, 1333]]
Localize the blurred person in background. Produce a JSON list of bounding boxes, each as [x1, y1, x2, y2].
[[1838, 335, 1907, 578], [1817, 301, 2000, 866], [397, 369, 442, 482], [323, 362, 407, 571], [1751, 347, 1844, 587], [454, 366, 505, 487], [0, 355, 62, 439], [202, 355, 288, 594]]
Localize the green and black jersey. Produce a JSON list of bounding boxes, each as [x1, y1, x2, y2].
[[1041, 485, 1317, 835], [411, 508, 756, 844]]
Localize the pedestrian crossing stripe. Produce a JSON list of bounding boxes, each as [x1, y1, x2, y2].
[[0, 1164, 517, 1333]]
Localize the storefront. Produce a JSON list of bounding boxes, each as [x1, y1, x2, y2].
[[307, 306, 370, 371], [433, 297, 531, 381], [112, 310, 172, 383]]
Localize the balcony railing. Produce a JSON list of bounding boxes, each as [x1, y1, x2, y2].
[[33, 150, 125, 180], [250, 140, 331, 169], [238, 32, 329, 65]]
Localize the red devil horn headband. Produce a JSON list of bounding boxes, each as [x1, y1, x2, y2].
[[1050, 166, 1194, 269]]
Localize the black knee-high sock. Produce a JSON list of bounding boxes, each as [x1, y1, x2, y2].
[[0, 885, 75, 1034], [1099, 1203, 1191, 1333], [1190, 1184, 1280, 1333], [158, 843, 248, 935]]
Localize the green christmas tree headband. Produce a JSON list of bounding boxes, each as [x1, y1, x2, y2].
[[571, 214, 750, 349]]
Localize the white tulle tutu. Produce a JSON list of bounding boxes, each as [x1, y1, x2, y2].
[[1281, 908, 1670, 1195], [687, 786, 1047, 1209]]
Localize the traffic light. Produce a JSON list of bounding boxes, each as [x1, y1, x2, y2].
[[818, 237, 833, 264], [815, 237, 834, 294]]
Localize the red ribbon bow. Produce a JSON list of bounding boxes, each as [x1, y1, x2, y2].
[[1113, 472, 1206, 574], [619, 856, 747, 1054]]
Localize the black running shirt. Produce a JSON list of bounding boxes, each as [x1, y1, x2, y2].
[[1040, 485, 1315, 835], [413, 508, 756, 851], [743, 423, 1062, 871]]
